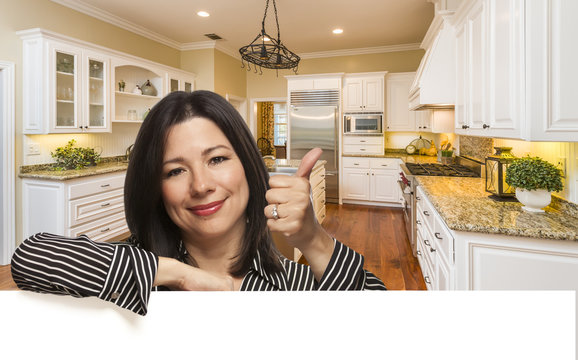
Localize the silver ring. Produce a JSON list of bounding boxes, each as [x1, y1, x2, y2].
[[271, 204, 279, 220]]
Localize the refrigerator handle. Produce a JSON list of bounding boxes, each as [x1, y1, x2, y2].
[[334, 107, 339, 170]]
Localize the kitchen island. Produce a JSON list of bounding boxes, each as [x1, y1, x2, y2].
[[413, 175, 578, 291]]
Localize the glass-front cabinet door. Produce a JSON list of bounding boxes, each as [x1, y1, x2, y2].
[[84, 52, 109, 131], [167, 72, 195, 94], [53, 46, 80, 132]]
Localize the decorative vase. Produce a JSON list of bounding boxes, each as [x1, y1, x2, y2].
[[515, 188, 552, 213], [141, 80, 157, 96]]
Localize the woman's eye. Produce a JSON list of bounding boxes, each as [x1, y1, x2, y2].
[[209, 156, 228, 165], [166, 168, 185, 177]]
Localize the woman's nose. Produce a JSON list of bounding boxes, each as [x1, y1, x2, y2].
[[189, 167, 215, 195]]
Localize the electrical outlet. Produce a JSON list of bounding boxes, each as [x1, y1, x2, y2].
[[27, 143, 40, 155]]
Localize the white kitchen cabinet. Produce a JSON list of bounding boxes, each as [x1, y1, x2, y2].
[[386, 72, 416, 131], [342, 135, 384, 156], [20, 30, 111, 134], [22, 172, 129, 242], [416, 185, 578, 291], [167, 70, 195, 93], [343, 73, 386, 112], [285, 74, 343, 92], [342, 157, 401, 205], [453, 0, 578, 140]]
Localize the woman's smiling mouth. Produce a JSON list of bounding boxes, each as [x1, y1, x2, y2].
[[188, 200, 224, 216]]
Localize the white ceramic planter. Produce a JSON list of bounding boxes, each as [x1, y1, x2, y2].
[[515, 188, 552, 213]]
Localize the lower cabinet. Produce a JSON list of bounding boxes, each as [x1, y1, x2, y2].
[[22, 171, 129, 242], [342, 157, 401, 206], [415, 185, 578, 291]]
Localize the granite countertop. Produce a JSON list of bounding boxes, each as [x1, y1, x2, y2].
[[342, 149, 439, 164], [264, 158, 326, 173], [19, 157, 129, 180], [20, 156, 327, 180], [415, 176, 578, 241]]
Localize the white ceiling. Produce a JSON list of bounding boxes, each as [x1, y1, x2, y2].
[[53, 0, 435, 57]]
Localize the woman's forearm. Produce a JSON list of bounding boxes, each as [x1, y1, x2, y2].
[[154, 257, 233, 291], [297, 227, 335, 282]]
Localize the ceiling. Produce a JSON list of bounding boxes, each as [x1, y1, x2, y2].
[[53, 0, 435, 57]]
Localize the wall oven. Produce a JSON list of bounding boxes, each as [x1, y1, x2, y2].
[[343, 113, 383, 134]]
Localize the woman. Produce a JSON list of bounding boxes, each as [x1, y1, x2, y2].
[[11, 91, 386, 315]]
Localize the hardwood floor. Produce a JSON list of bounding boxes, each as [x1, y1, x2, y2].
[[0, 203, 425, 291], [322, 203, 425, 290]]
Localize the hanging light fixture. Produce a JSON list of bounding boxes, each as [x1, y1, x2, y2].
[[239, 0, 300, 75]]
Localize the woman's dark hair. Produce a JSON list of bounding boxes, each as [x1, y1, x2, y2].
[[124, 90, 282, 276]]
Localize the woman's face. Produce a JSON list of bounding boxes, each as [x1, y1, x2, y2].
[[161, 117, 250, 244]]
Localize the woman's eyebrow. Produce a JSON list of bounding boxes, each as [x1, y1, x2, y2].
[[202, 144, 231, 156]]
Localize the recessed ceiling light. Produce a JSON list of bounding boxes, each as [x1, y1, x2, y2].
[[333, 28, 343, 34], [197, 11, 210, 17]]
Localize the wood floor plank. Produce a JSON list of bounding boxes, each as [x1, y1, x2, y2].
[[0, 203, 425, 291]]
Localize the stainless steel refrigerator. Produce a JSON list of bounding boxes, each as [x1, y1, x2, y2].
[[289, 105, 339, 203]]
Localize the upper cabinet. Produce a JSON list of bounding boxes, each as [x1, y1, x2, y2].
[[20, 33, 111, 134], [343, 72, 386, 112], [18, 28, 196, 134], [453, 0, 578, 141]]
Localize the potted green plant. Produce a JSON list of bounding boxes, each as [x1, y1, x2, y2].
[[505, 156, 564, 212], [51, 139, 101, 170]]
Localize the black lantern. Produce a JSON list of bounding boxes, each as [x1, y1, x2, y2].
[[239, 0, 300, 75], [485, 147, 516, 198]]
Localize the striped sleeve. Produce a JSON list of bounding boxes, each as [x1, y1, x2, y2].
[[10, 232, 158, 315], [317, 239, 387, 290]]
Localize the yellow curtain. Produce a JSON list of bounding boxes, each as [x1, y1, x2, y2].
[[258, 102, 275, 156]]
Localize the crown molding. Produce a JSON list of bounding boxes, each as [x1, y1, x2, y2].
[[298, 43, 422, 59], [51, 0, 182, 50]]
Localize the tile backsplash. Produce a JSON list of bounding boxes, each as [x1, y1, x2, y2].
[[459, 135, 494, 161]]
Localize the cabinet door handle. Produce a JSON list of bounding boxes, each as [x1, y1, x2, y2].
[[100, 184, 110, 188], [483, 124, 490, 129], [366, 173, 369, 175], [424, 239, 431, 247], [360, 140, 366, 143], [100, 202, 110, 207], [100, 227, 110, 233], [434, 232, 442, 240], [360, 148, 366, 151], [381, 164, 388, 167], [354, 163, 360, 165], [416, 196, 421, 201], [417, 250, 422, 256], [416, 220, 421, 225], [423, 210, 430, 216], [424, 276, 431, 284], [462, 125, 470, 129]]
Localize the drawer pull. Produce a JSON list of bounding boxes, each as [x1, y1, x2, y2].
[[321, 186, 325, 190], [416, 196, 421, 201], [430, 247, 436, 253], [416, 220, 421, 225], [424, 276, 431, 284], [321, 200, 326, 204], [381, 164, 388, 167], [321, 174, 325, 178], [354, 163, 360, 165], [101, 202, 111, 207], [417, 250, 422, 256], [360, 140, 366, 143], [100, 227, 110, 233], [424, 239, 431, 247], [423, 210, 430, 216], [434, 232, 442, 240], [100, 184, 111, 188], [360, 148, 366, 151]]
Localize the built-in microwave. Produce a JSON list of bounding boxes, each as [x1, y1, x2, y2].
[[343, 113, 383, 134]]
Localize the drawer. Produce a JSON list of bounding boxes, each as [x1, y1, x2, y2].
[[369, 158, 400, 169], [310, 166, 326, 189], [68, 188, 124, 227], [416, 235, 434, 290], [417, 191, 435, 233], [68, 212, 129, 242], [315, 203, 326, 224], [68, 173, 125, 200], [342, 157, 370, 168], [313, 189, 326, 215], [343, 136, 384, 145], [433, 212, 454, 264], [312, 179, 325, 199], [343, 144, 383, 155]]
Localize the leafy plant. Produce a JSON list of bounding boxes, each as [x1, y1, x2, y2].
[[505, 156, 563, 192], [51, 139, 101, 170]]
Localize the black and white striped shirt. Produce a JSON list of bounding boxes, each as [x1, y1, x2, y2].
[[11, 233, 386, 315]]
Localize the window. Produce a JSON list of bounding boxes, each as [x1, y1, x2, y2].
[[273, 103, 287, 146]]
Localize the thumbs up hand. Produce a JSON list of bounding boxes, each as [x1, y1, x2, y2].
[[265, 148, 329, 252]]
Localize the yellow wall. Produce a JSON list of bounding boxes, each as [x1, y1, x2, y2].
[[214, 50, 247, 98], [247, 50, 425, 98], [180, 49, 215, 91]]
